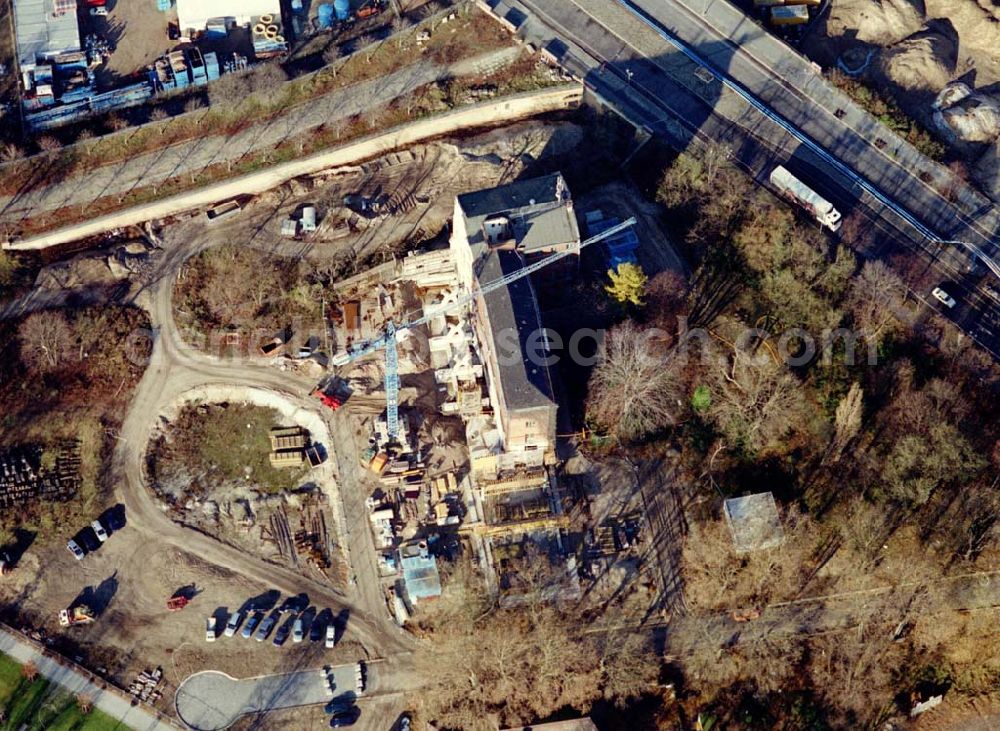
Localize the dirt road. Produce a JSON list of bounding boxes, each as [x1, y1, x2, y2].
[[0, 48, 525, 228]]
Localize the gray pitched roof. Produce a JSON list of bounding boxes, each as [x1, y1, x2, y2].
[[457, 172, 580, 254], [479, 250, 555, 412]]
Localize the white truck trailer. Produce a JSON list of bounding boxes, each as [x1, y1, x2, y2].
[[769, 165, 842, 231]]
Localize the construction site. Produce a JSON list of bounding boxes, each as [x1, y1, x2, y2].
[[0, 110, 679, 727]]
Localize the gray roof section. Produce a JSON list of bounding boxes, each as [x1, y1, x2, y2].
[[479, 250, 555, 412], [457, 172, 580, 254], [723, 493, 784, 553], [14, 0, 81, 68]]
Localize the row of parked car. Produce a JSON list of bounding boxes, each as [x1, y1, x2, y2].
[[207, 601, 337, 648], [66, 518, 115, 561]]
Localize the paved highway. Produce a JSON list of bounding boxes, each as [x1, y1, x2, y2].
[[498, 0, 1000, 357]]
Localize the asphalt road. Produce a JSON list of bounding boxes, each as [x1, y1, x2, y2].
[[506, 0, 1000, 357]]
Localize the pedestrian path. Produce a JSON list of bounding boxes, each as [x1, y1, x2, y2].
[[0, 626, 180, 731]]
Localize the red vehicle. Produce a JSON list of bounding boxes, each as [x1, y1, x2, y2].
[[357, 1, 382, 19], [167, 596, 190, 611], [313, 389, 343, 411], [313, 377, 349, 411]]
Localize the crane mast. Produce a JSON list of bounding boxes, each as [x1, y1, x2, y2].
[[336, 217, 637, 439]]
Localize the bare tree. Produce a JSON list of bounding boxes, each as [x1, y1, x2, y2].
[[355, 33, 377, 62], [208, 71, 250, 109], [18, 311, 73, 373], [21, 661, 38, 682], [587, 321, 684, 442], [828, 381, 863, 461], [183, 97, 204, 114], [36, 135, 61, 153], [391, 15, 412, 47], [846, 260, 906, 348], [75, 693, 93, 714], [107, 114, 129, 132], [247, 63, 288, 105], [707, 346, 808, 454], [149, 107, 170, 134], [322, 43, 342, 74], [1, 142, 24, 162]]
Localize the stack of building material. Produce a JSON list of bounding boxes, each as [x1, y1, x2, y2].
[[268, 426, 308, 468], [251, 14, 288, 58]]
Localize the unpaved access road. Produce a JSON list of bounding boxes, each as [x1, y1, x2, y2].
[[0, 48, 522, 227]]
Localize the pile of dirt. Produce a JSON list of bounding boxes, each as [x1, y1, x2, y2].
[[807, 0, 1000, 198]]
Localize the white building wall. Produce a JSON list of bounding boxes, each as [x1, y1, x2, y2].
[[176, 0, 281, 32]]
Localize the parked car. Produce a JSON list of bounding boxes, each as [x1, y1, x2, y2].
[[329, 707, 360, 727], [325, 624, 336, 648], [932, 286, 957, 309], [292, 617, 305, 643], [241, 611, 262, 639], [399, 714, 411, 731], [310, 613, 327, 642], [206, 617, 217, 642], [91, 519, 109, 543], [273, 620, 292, 646], [67, 539, 85, 561], [255, 614, 277, 641], [224, 611, 242, 637]]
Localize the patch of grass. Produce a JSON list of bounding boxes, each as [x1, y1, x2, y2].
[[0, 653, 129, 731], [152, 404, 307, 498], [827, 69, 947, 161]]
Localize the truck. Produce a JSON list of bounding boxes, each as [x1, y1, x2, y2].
[[770, 4, 809, 26], [59, 605, 95, 627], [769, 165, 842, 231]]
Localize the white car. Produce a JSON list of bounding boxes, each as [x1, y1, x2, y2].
[[224, 612, 241, 637], [206, 617, 217, 642], [91, 519, 108, 543], [292, 617, 304, 643], [67, 539, 85, 561], [931, 287, 957, 309], [325, 624, 336, 649], [89, 7, 108, 16]]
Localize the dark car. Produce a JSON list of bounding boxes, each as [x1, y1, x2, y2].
[[311, 609, 332, 642], [279, 593, 309, 615], [329, 706, 360, 727], [273, 619, 293, 646]]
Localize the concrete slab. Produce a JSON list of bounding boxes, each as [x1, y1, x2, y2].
[[174, 663, 362, 730]]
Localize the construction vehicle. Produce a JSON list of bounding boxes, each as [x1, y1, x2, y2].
[[313, 376, 349, 411], [59, 605, 95, 627], [769, 166, 842, 231], [166, 596, 190, 611]]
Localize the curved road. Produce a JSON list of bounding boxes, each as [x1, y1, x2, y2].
[[110, 221, 416, 664]]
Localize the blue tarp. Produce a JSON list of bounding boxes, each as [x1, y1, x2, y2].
[[587, 214, 639, 272]]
